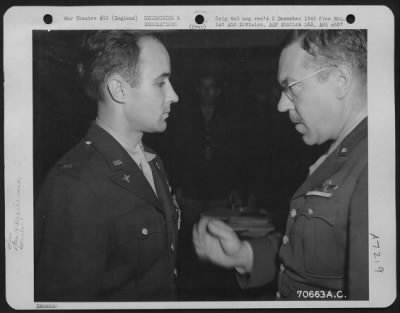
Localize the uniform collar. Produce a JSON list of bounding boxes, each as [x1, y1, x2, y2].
[[309, 116, 368, 175], [293, 117, 367, 199], [335, 117, 368, 158], [86, 122, 163, 212], [85, 122, 139, 171], [328, 111, 367, 157], [95, 118, 156, 163]]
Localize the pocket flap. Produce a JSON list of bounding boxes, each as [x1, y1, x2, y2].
[[114, 212, 162, 245]]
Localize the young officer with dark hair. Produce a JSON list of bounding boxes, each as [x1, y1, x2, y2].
[[193, 30, 368, 300], [35, 30, 179, 301]]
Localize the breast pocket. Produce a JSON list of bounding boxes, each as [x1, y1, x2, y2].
[[113, 212, 166, 272], [300, 195, 346, 278]]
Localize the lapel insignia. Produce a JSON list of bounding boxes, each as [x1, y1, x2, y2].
[[339, 147, 348, 157], [155, 161, 161, 170], [321, 179, 338, 192], [113, 159, 123, 166], [122, 174, 131, 183]]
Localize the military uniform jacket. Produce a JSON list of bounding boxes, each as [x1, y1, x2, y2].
[[35, 123, 179, 301], [239, 118, 368, 300]]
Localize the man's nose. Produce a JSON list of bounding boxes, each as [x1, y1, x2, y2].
[[167, 82, 179, 104], [277, 92, 294, 112]]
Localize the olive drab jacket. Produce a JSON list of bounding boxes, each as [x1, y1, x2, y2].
[[239, 118, 368, 300], [35, 123, 179, 301]]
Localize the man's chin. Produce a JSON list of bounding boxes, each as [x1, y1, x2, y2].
[[302, 134, 316, 146], [156, 122, 167, 133]]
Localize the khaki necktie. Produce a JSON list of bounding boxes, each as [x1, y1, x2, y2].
[[136, 143, 158, 197]]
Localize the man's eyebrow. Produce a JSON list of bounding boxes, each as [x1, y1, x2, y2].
[[155, 73, 171, 80]]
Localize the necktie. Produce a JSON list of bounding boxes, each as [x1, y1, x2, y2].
[[136, 143, 158, 197]]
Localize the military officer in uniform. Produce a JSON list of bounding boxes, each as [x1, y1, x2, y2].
[[35, 31, 180, 301], [193, 30, 368, 300]]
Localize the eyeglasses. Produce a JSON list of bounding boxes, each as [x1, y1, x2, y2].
[[282, 65, 337, 102]]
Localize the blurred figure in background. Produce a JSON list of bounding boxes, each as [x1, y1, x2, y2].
[[169, 72, 244, 299], [171, 73, 243, 227]]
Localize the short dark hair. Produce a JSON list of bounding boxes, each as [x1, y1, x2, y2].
[[284, 30, 367, 78], [77, 30, 159, 101]]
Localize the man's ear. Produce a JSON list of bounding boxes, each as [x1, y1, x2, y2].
[[334, 64, 353, 99], [106, 74, 127, 103]]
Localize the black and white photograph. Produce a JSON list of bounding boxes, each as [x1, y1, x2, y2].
[[3, 5, 396, 310]]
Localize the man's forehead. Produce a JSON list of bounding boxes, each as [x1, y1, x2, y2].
[[138, 37, 171, 72], [278, 41, 306, 83]]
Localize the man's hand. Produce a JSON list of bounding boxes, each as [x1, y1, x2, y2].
[[192, 217, 253, 273]]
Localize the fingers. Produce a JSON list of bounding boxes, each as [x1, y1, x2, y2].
[[206, 219, 236, 241], [193, 216, 210, 241], [193, 217, 235, 242], [192, 217, 211, 256], [192, 217, 246, 268]]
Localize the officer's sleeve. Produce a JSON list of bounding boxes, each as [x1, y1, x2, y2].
[[347, 165, 369, 299], [35, 172, 109, 301], [236, 231, 281, 288]]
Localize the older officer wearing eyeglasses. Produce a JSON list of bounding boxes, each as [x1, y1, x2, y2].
[[193, 30, 368, 300]]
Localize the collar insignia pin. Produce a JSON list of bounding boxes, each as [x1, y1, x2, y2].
[[340, 147, 348, 155], [113, 160, 123, 166], [321, 179, 338, 192], [122, 174, 130, 183]]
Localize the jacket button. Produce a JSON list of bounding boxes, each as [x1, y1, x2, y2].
[[141, 228, 149, 236], [290, 209, 297, 218], [276, 291, 281, 299], [280, 264, 285, 272], [84, 140, 92, 145], [307, 208, 314, 215], [170, 243, 175, 252], [282, 235, 289, 245], [174, 268, 178, 277]]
